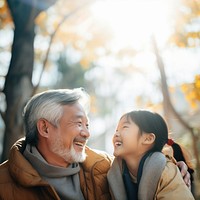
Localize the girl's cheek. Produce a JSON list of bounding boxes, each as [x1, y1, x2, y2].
[[112, 137, 115, 144]]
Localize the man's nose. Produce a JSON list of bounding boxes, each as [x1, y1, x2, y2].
[[81, 126, 90, 138]]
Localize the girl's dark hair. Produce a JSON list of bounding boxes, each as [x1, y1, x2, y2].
[[126, 110, 168, 152], [172, 142, 194, 187]]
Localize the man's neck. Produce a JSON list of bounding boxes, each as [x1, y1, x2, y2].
[[37, 143, 70, 168]]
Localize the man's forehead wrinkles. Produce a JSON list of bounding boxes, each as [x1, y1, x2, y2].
[[72, 114, 88, 121]]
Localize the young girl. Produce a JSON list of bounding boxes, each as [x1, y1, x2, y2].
[[107, 110, 194, 200]]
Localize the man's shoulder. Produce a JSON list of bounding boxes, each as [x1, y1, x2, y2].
[[157, 156, 184, 190], [82, 147, 113, 172], [162, 156, 179, 177], [85, 146, 114, 161], [0, 138, 26, 186], [0, 160, 13, 184]]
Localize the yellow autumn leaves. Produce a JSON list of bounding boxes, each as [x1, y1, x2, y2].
[[181, 75, 200, 109]]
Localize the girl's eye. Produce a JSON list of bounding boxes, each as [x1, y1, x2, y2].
[[123, 126, 129, 129]]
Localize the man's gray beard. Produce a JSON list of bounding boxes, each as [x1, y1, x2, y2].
[[50, 137, 87, 163]]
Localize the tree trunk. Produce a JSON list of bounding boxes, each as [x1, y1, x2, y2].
[[151, 35, 200, 178], [2, 26, 34, 161], [1, 0, 57, 162]]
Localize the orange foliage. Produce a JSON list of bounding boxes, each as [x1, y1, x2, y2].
[[169, 0, 200, 48], [0, 0, 12, 27], [27, 0, 112, 71], [181, 75, 200, 109]]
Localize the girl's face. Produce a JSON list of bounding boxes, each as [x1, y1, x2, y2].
[[113, 115, 145, 159]]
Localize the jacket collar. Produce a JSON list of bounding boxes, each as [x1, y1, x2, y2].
[[8, 138, 48, 187], [107, 152, 166, 200]]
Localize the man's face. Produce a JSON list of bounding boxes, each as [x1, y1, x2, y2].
[[47, 103, 90, 165]]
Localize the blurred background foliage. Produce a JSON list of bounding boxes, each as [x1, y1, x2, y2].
[[0, 0, 200, 198]]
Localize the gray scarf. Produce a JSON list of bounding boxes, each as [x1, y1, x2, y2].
[[24, 144, 85, 200]]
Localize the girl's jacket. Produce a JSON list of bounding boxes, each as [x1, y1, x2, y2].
[[107, 152, 194, 200]]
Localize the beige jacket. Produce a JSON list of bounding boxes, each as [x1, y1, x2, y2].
[[107, 152, 194, 200]]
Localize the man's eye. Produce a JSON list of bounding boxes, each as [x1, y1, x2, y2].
[[86, 124, 89, 129], [123, 126, 129, 129], [77, 122, 82, 126]]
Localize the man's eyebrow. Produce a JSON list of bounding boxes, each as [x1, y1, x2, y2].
[[73, 114, 89, 121], [74, 115, 83, 118]]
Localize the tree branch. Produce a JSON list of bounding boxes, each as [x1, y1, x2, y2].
[[32, 0, 93, 95]]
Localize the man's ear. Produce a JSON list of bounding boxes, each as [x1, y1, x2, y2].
[[37, 119, 49, 138], [143, 133, 155, 145]]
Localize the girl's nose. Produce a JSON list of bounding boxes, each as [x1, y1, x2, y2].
[[114, 131, 120, 137]]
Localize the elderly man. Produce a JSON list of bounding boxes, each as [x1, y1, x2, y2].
[[0, 88, 190, 200]]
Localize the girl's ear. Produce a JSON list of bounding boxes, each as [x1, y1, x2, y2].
[[37, 119, 49, 138], [143, 133, 155, 145]]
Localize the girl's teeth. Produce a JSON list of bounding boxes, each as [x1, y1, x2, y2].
[[115, 142, 122, 146]]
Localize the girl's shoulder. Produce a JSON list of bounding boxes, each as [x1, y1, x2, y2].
[[156, 156, 195, 200], [162, 155, 180, 180]]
